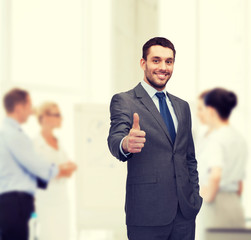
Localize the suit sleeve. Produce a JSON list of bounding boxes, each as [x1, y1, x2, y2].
[[107, 93, 133, 161], [186, 103, 200, 195]]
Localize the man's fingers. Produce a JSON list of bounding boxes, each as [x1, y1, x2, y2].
[[127, 144, 145, 153], [128, 148, 143, 153], [128, 136, 146, 144], [127, 136, 146, 153], [130, 129, 146, 137], [132, 113, 140, 130]]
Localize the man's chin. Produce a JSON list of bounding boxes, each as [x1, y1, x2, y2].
[[155, 79, 169, 87], [145, 77, 170, 90], [150, 82, 167, 90]]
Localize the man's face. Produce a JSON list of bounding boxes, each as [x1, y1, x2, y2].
[[140, 45, 174, 91], [18, 95, 33, 123]]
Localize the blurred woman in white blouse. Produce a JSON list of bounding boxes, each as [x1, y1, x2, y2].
[[34, 102, 77, 240], [196, 88, 247, 239]]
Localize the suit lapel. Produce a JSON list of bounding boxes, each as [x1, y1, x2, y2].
[[134, 83, 173, 144]]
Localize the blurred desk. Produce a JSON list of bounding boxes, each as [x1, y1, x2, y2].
[[206, 228, 251, 240]]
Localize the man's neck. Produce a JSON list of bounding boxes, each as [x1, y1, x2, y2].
[[7, 113, 22, 124]]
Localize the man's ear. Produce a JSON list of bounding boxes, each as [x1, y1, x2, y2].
[[140, 58, 146, 70], [14, 103, 22, 114]]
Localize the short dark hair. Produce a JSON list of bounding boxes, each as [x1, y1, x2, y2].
[[142, 37, 176, 60], [3, 88, 29, 113], [204, 88, 237, 120], [198, 89, 211, 100]]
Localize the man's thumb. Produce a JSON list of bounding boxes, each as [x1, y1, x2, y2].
[[132, 113, 140, 130]]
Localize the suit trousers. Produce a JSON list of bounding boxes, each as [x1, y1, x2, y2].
[[127, 205, 196, 240], [0, 191, 34, 240]]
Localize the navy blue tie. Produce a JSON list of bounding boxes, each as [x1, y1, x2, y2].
[[155, 92, 176, 143]]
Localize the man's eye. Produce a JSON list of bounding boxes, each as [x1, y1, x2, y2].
[[153, 60, 159, 63], [166, 61, 173, 64]]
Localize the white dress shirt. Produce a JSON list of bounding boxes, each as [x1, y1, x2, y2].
[[140, 80, 178, 131], [120, 81, 178, 157]]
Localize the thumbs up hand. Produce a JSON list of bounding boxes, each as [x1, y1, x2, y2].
[[122, 113, 146, 153], [132, 112, 140, 130]]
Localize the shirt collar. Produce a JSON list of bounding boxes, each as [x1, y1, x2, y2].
[[141, 80, 167, 99], [4, 117, 22, 131]]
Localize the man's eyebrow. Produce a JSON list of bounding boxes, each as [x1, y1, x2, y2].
[[151, 56, 174, 60]]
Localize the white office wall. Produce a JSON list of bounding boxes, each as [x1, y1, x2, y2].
[[158, 0, 198, 101], [159, 0, 251, 219], [111, 0, 159, 93], [1, 0, 251, 238], [1, 0, 113, 150], [0, 0, 112, 239], [9, 1, 82, 90], [198, 0, 251, 218], [0, 0, 9, 119], [246, 0, 251, 222], [84, 0, 112, 102], [74, 103, 127, 240], [198, 0, 248, 133]]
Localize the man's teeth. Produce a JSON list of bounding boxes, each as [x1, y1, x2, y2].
[[157, 73, 166, 78]]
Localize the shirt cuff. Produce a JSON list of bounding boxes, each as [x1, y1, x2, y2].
[[48, 163, 59, 180], [119, 137, 131, 158]]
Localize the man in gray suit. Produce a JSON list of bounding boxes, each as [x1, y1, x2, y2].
[[108, 37, 202, 240]]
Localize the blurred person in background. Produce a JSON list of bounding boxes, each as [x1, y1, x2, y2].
[[196, 90, 210, 130], [0, 88, 76, 240], [196, 88, 247, 239], [34, 102, 77, 240], [195, 90, 211, 185]]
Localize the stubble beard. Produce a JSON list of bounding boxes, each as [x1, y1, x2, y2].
[[144, 63, 172, 90], [145, 71, 171, 91]]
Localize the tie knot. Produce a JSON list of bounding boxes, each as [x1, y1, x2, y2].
[[155, 92, 166, 99]]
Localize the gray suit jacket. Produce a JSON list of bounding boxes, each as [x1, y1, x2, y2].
[[108, 83, 202, 226]]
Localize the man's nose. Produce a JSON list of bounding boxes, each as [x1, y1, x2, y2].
[[159, 61, 167, 70]]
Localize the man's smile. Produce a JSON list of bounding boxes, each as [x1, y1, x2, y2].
[[155, 72, 169, 80]]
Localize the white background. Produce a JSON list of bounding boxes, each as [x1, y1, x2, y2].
[[0, 0, 251, 239]]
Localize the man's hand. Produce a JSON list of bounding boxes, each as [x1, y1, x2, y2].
[[237, 181, 243, 196], [122, 113, 146, 153], [57, 161, 77, 178]]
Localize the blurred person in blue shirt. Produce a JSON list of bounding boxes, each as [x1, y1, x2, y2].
[[0, 88, 76, 240]]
